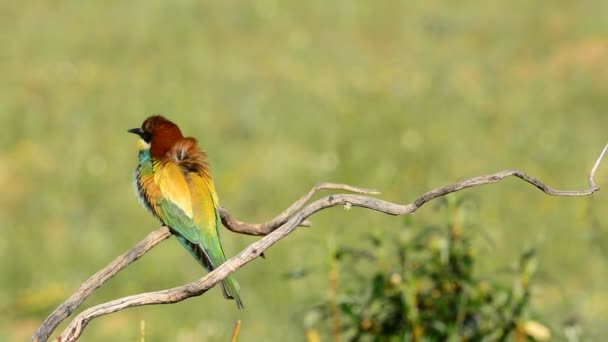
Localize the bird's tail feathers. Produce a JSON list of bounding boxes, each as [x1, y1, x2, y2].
[[175, 235, 244, 309], [221, 275, 244, 309]]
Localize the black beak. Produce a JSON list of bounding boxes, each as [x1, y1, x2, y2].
[[128, 128, 144, 137]]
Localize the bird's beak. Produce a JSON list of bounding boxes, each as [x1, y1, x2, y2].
[[128, 128, 144, 137]]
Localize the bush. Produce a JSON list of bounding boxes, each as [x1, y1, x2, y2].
[[304, 198, 549, 341]]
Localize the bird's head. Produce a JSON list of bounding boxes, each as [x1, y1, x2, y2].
[[128, 115, 184, 157]]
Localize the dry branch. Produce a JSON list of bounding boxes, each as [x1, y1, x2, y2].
[[31, 183, 378, 342], [219, 182, 380, 235], [31, 144, 608, 342]]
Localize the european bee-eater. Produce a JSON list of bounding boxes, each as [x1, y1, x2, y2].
[[128, 115, 243, 309]]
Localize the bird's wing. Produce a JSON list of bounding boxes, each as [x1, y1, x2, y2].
[[189, 173, 228, 268], [151, 138, 228, 271], [167, 137, 228, 268], [154, 161, 201, 243]]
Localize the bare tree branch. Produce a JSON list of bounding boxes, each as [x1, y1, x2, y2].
[[32, 144, 608, 342], [219, 182, 380, 235], [30, 228, 171, 342], [30, 183, 379, 342]]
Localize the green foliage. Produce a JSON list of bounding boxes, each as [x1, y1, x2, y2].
[[306, 199, 546, 341]]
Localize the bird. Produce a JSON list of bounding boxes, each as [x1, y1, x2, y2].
[[128, 115, 243, 309]]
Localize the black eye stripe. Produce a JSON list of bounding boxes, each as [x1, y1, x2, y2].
[[142, 131, 152, 143]]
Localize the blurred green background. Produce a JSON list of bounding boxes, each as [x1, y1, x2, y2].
[[2, 1, 608, 341]]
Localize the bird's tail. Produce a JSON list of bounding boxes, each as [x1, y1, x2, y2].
[[221, 275, 244, 309], [175, 235, 244, 309]]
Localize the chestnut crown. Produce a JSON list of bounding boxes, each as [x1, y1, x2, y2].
[[128, 115, 185, 158]]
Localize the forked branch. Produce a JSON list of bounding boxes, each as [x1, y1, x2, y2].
[[31, 183, 378, 342], [31, 144, 608, 342]]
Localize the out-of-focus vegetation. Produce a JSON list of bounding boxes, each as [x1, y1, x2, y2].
[[305, 198, 553, 341], [1, 1, 608, 341]]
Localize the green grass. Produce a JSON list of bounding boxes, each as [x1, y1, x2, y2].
[[1, 1, 608, 340]]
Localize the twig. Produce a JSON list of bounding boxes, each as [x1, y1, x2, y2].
[[329, 251, 341, 342], [140, 320, 145, 342], [32, 144, 608, 342], [219, 182, 380, 235], [231, 320, 242, 342]]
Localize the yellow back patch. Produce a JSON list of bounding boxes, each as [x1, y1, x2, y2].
[[154, 162, 193, 218]]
